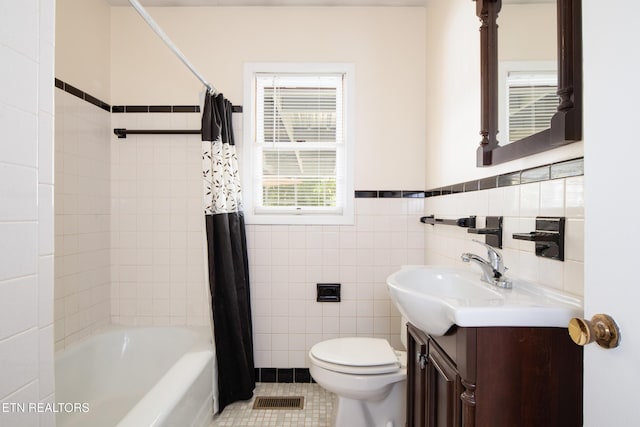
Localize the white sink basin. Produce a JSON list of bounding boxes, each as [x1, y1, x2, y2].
[[386, 265, 583, 336]]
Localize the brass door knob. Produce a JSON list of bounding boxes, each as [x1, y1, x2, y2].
[[568, 314, 620, 349]]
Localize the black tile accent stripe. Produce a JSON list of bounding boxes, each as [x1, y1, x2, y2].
[[55, 78, 246, 115], [64, 83, 84, 99], [451, 183, 464, 194], [478, 176, 497, 191], [110, 105, 203, 113], [125, 105, 149, 113], [355, 191, 378, 198], [424, 157, 584, 198], [498, 172, 520, 187], [149, 105, 172, 113], [463, 181, 478, 192], [379, 191, 402, 198], [173, 105, 199, 113], [550, 157, 584, 179], [55, 78, 111, 112], [355, 190, 426, 199], [255, 368, 313, 384], [402, 191, 426, 199], [521, 165, 550, 184]]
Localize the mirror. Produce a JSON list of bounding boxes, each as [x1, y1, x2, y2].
[[474, 0, 582, 166], [499, 1, 556, 144]]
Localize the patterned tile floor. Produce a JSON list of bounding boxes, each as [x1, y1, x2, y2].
[[210, 383, 336, 427]]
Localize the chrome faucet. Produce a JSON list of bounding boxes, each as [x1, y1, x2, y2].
[[461, 240, 512, 289]]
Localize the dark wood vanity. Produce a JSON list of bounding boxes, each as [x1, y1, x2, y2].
[[406, 322, 583, 427]]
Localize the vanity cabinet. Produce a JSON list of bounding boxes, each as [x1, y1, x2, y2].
[[406, 322, 583, 427]]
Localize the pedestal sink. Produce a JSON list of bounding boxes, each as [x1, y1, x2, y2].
[[386, 265, 583, 336]]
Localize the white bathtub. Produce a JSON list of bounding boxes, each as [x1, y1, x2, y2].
[[55, 326, 215, 427]]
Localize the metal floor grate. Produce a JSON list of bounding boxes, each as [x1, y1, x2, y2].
[[252, 396, 305, 410]]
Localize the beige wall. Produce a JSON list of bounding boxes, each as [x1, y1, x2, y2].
[[499, 3, 556, 62], [424, 0, 583, 189], [56, 0, 111, 102], [110, 6, 427, 190]]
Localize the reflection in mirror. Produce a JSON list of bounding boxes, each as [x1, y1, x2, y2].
[[499, 1, 557, 144], [499, 62, 557, 143], [475, 0, 582, 167]]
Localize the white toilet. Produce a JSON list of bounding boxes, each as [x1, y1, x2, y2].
[[309, 331, 407, 427]]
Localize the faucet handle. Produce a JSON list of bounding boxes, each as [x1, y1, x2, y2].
[[471, 239, 498, 253], [471, 239, 504, 271]]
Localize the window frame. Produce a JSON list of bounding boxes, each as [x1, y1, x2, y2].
[[243, 62, 355, 225]]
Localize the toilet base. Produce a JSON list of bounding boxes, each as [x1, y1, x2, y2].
[[333, 381, 406, 427]]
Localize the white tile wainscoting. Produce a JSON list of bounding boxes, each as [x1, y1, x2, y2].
[[54, 89, 111, 350], [110, 111, 210, 328], [424, 173, 584, 296], [0, 1, 56, 425], [247, 196, 426, 369], [74, 96, 583, 378]]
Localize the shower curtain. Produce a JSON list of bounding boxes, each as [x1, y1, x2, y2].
[[201, 91, 255, 412]]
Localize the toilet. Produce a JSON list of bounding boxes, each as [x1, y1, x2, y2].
[[309, 330, 407, 427]]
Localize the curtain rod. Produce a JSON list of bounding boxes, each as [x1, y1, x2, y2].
[[128, 0, 216, 94]]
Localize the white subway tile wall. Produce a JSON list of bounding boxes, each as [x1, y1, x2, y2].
[[424, 175, 585, 296], [111, 113, 425, 364], [98, 105, 583, 374], [54, 90, 111, 349], [247, 197, 425, 368], [0, 0, 56, 424], [110, 113, 210, 327]]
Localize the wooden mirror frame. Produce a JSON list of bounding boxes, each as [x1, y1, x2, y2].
[[475, 0, 582, 167]]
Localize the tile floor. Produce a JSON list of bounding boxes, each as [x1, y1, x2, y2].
[[210, 383, 336, 427]]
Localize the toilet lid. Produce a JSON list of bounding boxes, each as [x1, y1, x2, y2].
[[310, 337, 399, 373]]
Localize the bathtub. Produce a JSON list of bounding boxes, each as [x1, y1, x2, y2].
[[55, 326, 215, 427]]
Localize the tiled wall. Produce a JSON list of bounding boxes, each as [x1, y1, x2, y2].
[[54, 88, 111, 350], [0, 1, 56, 425], [63, 92, 583, 382], [110, 112, 210, 327], [248, 197, 425, 369], [424, 161, 584, 296], [109, 109, 425, 366]]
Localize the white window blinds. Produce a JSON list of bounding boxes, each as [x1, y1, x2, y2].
[[253, 73, 345, 214], [507, 71, 559, 142]]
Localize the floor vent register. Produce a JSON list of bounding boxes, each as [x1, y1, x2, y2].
[[252, 396, 305, 410]]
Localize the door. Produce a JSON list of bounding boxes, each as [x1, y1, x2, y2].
[[583, 2, 640, 425], [426, 340, 462, 427], [407, 324, 429, 427]]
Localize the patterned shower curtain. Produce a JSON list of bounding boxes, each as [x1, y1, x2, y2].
[[201, 92, 255, 413]]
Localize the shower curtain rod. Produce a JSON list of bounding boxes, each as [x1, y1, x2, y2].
[[128, 0, 216, 94]]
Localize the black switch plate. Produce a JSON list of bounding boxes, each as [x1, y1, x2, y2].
[[317, 283, 341, 302]]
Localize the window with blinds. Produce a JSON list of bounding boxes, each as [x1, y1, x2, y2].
[[507, 70, 559, 142], [244, 65, 354, 225]]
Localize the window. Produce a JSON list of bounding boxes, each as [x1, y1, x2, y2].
[[498, 62, 558, 143], [243, 63, 354, 225]]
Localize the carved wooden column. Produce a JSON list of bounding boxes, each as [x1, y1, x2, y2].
[[475, 0, 501, 166], [552, 0, 582, 142], [460, 379, 476, 427]]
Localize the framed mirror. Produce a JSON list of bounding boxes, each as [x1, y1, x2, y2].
[[474, 0, 582, 167]]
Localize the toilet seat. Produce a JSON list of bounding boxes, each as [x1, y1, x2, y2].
[[310, 337, 401, 375]]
